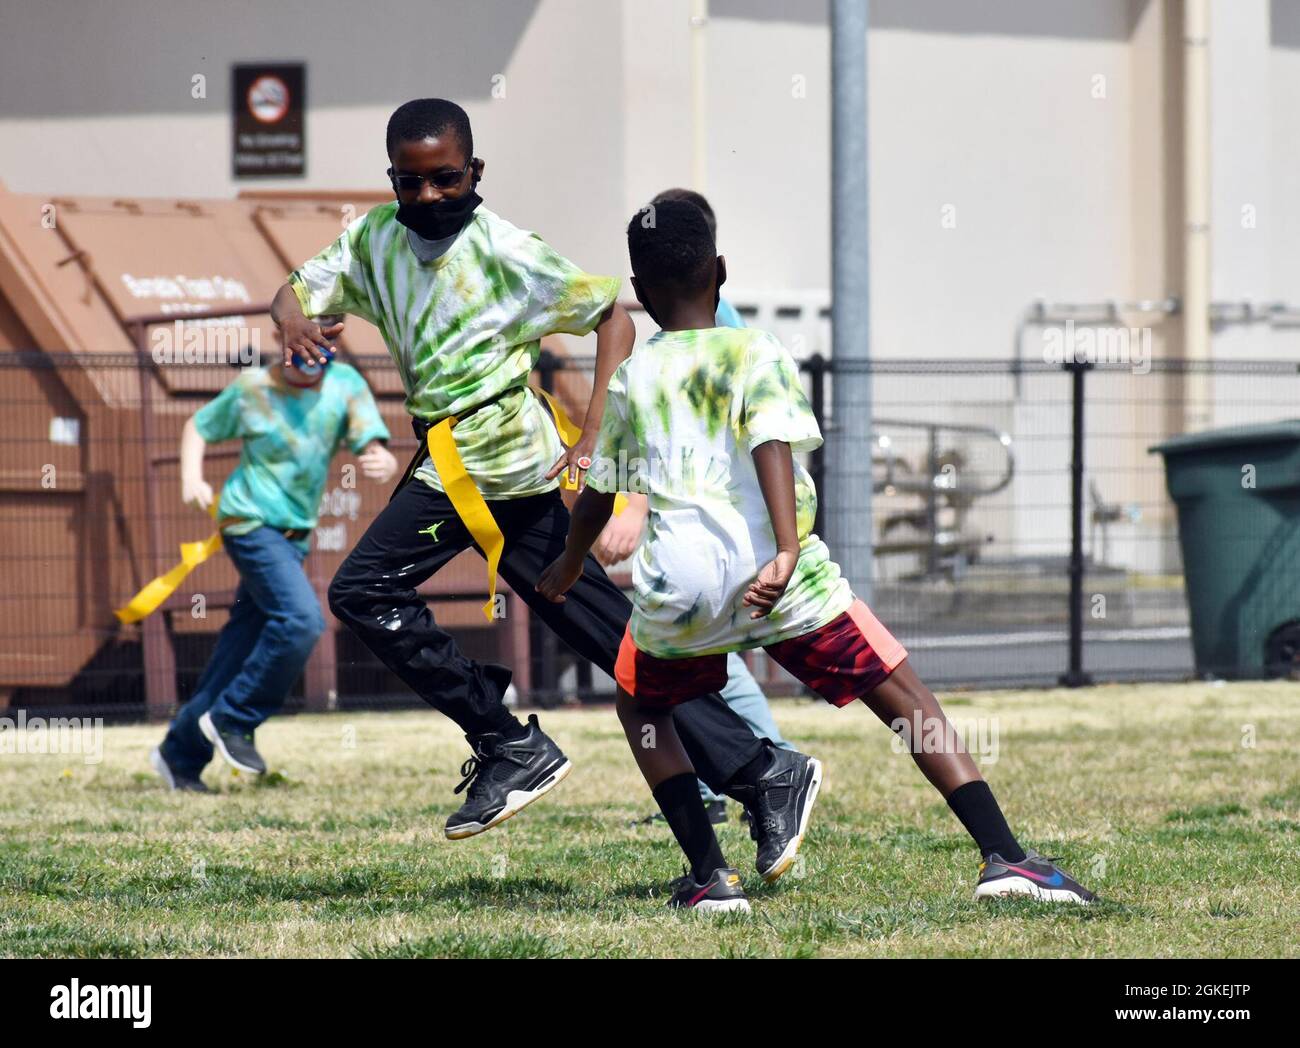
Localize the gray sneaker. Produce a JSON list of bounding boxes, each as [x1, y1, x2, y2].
[[150, 746, 212, 793], [198, 712, 267, 776]]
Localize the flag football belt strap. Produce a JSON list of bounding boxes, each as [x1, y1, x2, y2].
[[114, 502, 223, 624], [423, 386, 627, 624]]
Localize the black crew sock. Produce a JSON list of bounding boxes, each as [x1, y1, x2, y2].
[[653, 772, 727, 883], [945, 780, 1025, 862], [725, 744, 772, 791]]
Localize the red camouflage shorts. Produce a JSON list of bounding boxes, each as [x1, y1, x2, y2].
[[614, 599, 909, 710]]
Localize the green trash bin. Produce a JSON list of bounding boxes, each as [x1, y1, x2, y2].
[[1151, 420, 1300, 678]]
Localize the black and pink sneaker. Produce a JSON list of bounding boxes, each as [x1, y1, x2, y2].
[[974, 849, 1095, 904], [668, 867, 751, 914]]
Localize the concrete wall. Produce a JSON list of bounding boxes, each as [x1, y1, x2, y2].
[[3, 0, 1298, 575], [0, 0, 626, 277]]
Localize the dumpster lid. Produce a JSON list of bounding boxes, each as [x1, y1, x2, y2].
[[1150, 420, 1300, 457]]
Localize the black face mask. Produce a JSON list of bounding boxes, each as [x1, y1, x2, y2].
[[394, 189, 482, 241]]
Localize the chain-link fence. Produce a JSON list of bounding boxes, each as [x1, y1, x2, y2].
[[5, 349, 1296, 721]]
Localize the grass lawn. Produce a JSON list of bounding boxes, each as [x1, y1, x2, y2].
[[1, 681, 1296, 958]]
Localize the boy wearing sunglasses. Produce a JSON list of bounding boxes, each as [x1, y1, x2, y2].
[[267, 100, 821, 876]]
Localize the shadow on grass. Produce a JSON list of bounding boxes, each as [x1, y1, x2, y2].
[[605, 881, 673, 903], [0, 922, 231, 958], [354, 929, 562, 959], [420, 875, 577, 905], [1165, 803, 1248, 822]]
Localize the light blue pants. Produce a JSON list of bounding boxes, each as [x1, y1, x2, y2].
[[700, 653, 793, 803]]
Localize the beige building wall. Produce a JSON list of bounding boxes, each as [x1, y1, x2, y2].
[[3, 0, 1298, 574]]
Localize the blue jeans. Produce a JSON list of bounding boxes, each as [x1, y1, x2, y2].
[[161, 527, 324, 776], [699, 653, 793, 803]]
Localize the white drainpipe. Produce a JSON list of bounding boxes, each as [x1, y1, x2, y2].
[[690, 0, 709, 192], [1184, 0, 1211, 433]]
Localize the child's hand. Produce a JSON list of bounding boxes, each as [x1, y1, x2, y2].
[[536, 552, 585, 603], [546, 432, 598, 492], [594, 494, 647, 565], [279, 314, 344, 367], [358, 443, 398, 484], [743, 549, 799, 619], [182, 475, 214, 513]]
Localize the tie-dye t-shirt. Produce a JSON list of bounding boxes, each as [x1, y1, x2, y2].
[[587, 327, 853, 657], [194, 363, 390, 536], [288, 204, 620, 500]]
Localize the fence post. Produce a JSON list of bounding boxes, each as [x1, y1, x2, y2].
[[1059, 360, 1094, 688], [532, 347, 560, 702], [805, 353, 828, 537], [132, 322, 180, 720]]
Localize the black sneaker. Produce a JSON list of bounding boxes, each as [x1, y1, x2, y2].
[[974, 849, 1096, 904], [668, 867, 751, 914], [198, 711, 267, 776], [730, 746, 823, 884], [444, 714, 572, 840], [150, 746, 212, 793]]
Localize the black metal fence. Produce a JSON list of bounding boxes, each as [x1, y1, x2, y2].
[[5, 350, 1296, 720]]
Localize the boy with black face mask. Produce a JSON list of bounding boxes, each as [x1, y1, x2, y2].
[[268, 99, 822, 874]]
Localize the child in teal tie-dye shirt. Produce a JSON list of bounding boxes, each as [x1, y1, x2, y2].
[[192, 358, 391, 543], [153, 355, 394, 790]]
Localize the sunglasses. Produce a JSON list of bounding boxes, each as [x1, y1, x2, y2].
[[387, 158, 474, 192], [289, 346, 335, 370]]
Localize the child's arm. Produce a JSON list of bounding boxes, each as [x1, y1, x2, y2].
[[179, 415, 213, 513], [271, 283, 344, 368], [545, 302, 635, 489], [343, 374, 396, 484], [744, 439, 801, 619], [536, 488, 618, 603]]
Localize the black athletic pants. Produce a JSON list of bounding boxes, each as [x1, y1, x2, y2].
[[328, 481, 765, 791]]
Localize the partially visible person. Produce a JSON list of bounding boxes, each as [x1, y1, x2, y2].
[[594, 187, 793, 827], [151, 346, 395, 790]]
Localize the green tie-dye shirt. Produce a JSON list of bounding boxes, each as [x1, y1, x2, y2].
[[588, 327, 852, 658], [194, 363, 389, 538], [288, 204, 620, 499]]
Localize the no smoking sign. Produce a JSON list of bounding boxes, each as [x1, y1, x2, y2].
[[232, 63, 305, 177]]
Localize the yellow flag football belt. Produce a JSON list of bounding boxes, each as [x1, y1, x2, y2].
[[430, 387, 627, 624], [114, 504, 223, 625]]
